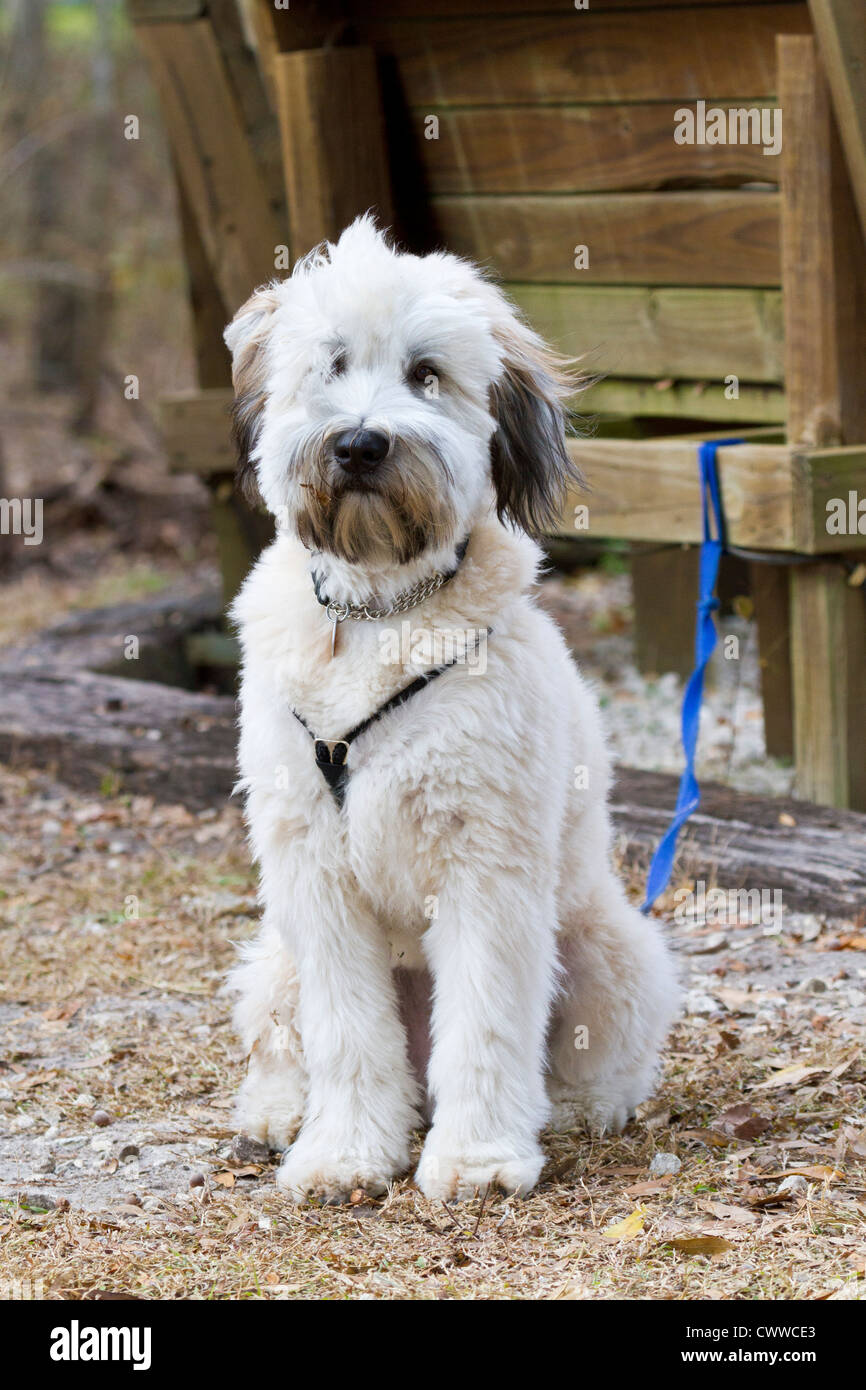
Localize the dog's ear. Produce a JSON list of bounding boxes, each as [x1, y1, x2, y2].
[[223, 284, 281, 503], [489, 310, 585, 535]]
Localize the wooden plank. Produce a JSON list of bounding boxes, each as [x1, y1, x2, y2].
[[239, 0, 347, 106], [809, 0, 866, 242], [583, 379, 786, 424], [432, 192, 780, 286], [134, 19, 280, 311], [567, 440, 794, 547], [414, 105, 781, 195], [274, 47, 394, 257], [358, 6, 810, 105], [779, 35, 866, 811], [511, 285, 784, 383], [750, 564, 794, 759]]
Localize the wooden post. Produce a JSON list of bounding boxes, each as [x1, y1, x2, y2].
[[779, 35, 866, 808], [274, 46, 394, 255], [749, 565, 794, 759], [809, 0, 866, 244], [631, 547, 698, 680]]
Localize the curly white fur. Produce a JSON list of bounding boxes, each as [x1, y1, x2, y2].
[[224, 219, 679, 1204]]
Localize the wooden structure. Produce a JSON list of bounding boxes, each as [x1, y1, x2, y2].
[[128, 0, 866, 809]]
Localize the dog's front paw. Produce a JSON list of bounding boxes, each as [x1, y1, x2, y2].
[[415, 1129, 544, 1201], [276, 1124, 409, 1204], [234, 1066, 305, 1152]]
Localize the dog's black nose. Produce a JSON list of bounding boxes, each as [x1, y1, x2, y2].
[[333, 428, 390, 475]]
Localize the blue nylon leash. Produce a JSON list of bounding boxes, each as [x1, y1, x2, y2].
[[640, 439, 743, 914]]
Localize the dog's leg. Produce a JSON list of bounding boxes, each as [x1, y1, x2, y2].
[[268, 863, 420, 1204], [547, 875, 679, 1135], [229, 919, 307, 1150], [415, 878, 558, 1201]]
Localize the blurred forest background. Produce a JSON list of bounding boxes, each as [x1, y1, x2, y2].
[[0, 0, 212, 629]]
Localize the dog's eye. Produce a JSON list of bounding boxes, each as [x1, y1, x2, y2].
[[330, 350, 348, 377], [411, 362, 436, 386]]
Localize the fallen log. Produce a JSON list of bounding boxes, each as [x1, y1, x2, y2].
[[0, 664, 863, 915], [611, 767, 866, 917]]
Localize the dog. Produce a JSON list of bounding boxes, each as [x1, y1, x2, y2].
[[224, 217, 679, 1203]]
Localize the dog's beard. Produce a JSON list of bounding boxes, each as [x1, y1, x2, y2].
[[293, 434, 458, 565]]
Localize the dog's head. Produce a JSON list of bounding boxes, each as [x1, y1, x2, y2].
[[224, 217, 583, 565]]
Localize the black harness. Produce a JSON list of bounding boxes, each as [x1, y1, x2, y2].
[[291, 635, 487, 809]]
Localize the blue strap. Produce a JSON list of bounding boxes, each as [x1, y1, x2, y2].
[[640, 439, 743, 914]]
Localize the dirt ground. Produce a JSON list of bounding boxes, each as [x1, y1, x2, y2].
[[1, 756, 864, 1302]]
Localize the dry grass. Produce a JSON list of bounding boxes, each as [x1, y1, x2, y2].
[[2, 765, 864, 1300]]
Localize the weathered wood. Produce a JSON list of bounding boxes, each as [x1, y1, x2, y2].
[[207, 0, 287, 236], [134, 19, 279, 311], [511, 285, 784, 384], [356, 0, 771, 13], [160, 390, 235, 474], [128, 0, 202, 18], [792, 447, 866, 551], [749, 564, 794, 759], [1, 632, 862, 915], [611, 766, 866, 917], [569, 440, 795, 548], [432, 193, 780, 287], [779, 36, 866, 809], [790, 562, 866, 810], [274, 46, 394, 257], [631, 546, 698, 679], [358, 6, 810, 105], [413, 105, 781, 196], [583, 380, 786, 424], [809, 0, 866, 242], [779, 35, 866, 448]]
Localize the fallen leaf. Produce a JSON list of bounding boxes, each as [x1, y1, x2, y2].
[[663, 1236, 733, 1256], [602, 1208, 645, 1241], [752, 1063, 827, 1091], [623, 1179, 672, 1197], [695, 1199, 758, 1225], [212, 1171, 235, 1188], [713, 1103, 771, 1140]]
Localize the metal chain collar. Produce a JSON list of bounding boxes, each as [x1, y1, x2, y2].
[[324, 567, 452, 624]]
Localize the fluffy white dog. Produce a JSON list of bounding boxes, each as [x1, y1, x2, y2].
[[224, 217, 678, 1203]]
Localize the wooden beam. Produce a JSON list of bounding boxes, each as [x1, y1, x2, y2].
[[568, 440, 795, 549], [432, 192, 780, 288], [274, 46, 394, 258], [809, 0, 866, 243], [793, 446, 866, 551], [779, 34, 866, 810], [134, 18, 280, 311]]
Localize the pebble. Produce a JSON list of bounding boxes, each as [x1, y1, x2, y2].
[[649, 1152, 682, 1177], [92, 1109, 112, 1128], [230, 1133, 271, 1165], [777, 1174, 808, 1197]]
